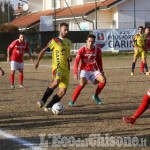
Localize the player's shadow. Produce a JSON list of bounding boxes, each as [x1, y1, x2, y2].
[[64, 104, 139, 116]]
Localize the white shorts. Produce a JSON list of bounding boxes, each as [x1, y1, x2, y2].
[[11, 61, 24, 71], [80, 70, 102, 84]]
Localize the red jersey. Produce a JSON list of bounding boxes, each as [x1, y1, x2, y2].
[[147, 35, 150, 48], [8, 39, 29, 63], [74, 46, 103, 75]]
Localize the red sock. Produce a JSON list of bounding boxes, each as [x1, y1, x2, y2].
[[140, 61, 144, 72], [134, 93, 150, 118], [95, 82, 105, 95], [19, 74, 23, 85], [10, 74, 14, 84], [72, 85, 83, 102]]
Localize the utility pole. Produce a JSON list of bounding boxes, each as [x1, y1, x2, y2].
[[8, 1, 10, 23], [54, 0, 56, 32], [95, 0, 97, 29], [134, 0, 136, 28]]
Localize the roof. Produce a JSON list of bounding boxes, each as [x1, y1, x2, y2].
[[10, 0, 123, 28]]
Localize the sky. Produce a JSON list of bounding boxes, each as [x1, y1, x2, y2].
[[0, 0, 24, 10]]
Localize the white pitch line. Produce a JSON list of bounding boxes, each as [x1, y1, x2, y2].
[[0, 130, 43, 150], [1, 62, 133, 70], [2, 62, 143, 70], [23, 63, 133, 69]]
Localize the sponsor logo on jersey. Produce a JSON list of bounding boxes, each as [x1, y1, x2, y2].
[[56, 50, 60, 68], [67, 41, 70, 46], [57, 72, 61, 77]]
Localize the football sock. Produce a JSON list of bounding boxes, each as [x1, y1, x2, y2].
[[19, 74, 23, 85], [140, 61, 144, 72], [133, 93, 150, 119], [95, 82, 105, 95], [41, 88, 54, 103], [46, 94, 61, 108], [143, 63, 148, 72], [72, 85, 83, 102], [10, 74, 14, 85], [132, 62, 135, 72]]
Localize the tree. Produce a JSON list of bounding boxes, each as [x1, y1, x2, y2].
[[0, 0, 14, 24]]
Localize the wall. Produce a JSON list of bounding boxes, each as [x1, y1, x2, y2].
[[97, 8, 113, 29], [29, 0, 43, 12], [118, 0, 150, 28]]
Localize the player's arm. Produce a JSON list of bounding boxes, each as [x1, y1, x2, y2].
[[68, 41, 72, 62], [132, 35, 139, 51], [144, 41, 148, 53], [96, 48, 104, 74], [7, 41, 15, 62], [28, 51, 34, 63], [26, 43, 34, 63], [74, 49, 81, 80], [68, 56, 72, 62], [34, 48, 46, 70], [7, 48, 11, 62], [144, 38, 147, 53], [0, 67, 4, 76], [35, 39, 53, 70]]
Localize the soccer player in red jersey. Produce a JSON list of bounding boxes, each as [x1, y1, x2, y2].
[[123, 71, 150, 124], [7, 33, 33, 88], [140, 27, 150, 73], [0, 67, 4, 76], [68, 34, 106, 106]]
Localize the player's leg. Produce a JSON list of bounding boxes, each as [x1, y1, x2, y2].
[[69, 77, 87, 106], [10, 61, 16, 88], [95, 74, 106, 95], [37, 69, 61, 108], [45, 72, 70, 111], [45, 88, 67, 111], [37, 79, 60, 108], [19, 70, 23, 88], [142, 52, 148, 75], [123, 92, 150, 125], [131, 51, 137, 76], [69, 70, 89, 106], [18, 62, 24, 88], [92, 72, 106, 104], [10, 70, 15, 88], [140, 60, 144, 73]]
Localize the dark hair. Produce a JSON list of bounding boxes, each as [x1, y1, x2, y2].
[[19, 32, 25, 36], [60, 23, 69, 28], [138, 26, 143, 29], [86, 34, 96, 40]]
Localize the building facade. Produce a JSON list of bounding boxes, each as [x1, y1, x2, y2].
[[12, 0, 150, 31]]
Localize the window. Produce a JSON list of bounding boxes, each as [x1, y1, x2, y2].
[[71, 0, 77, 5]]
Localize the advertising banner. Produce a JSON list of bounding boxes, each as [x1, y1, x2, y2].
[[93, 29, 138, 51]]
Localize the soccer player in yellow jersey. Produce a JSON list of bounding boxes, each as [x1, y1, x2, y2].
[[131, 26, 148, 76], [35, 23, 72, 112]]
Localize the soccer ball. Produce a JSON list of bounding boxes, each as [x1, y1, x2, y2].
[[52, 103, 64, 115]]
